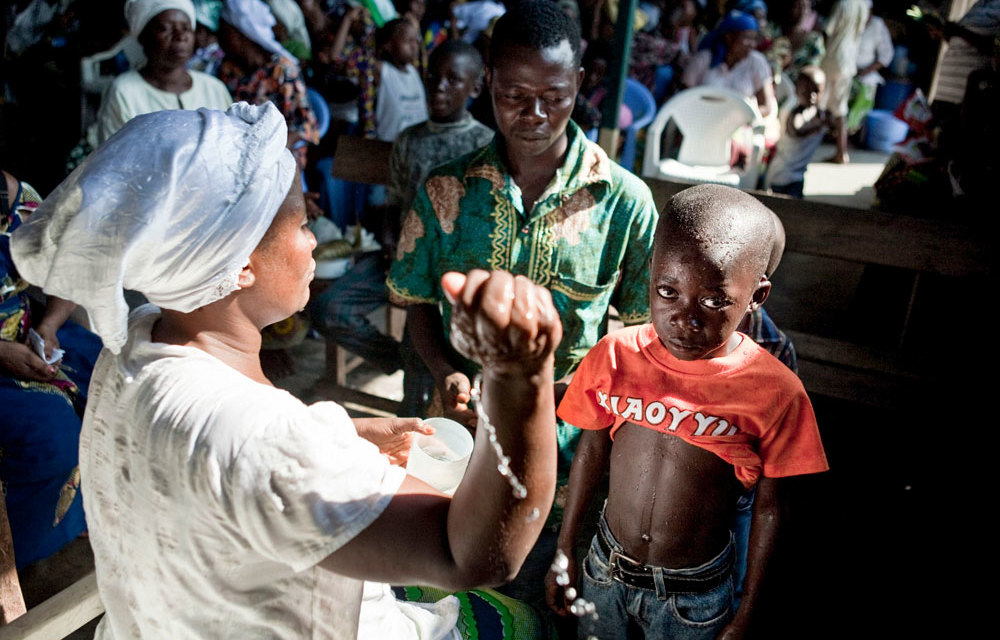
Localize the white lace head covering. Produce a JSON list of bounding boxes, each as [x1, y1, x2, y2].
[[125, 0, 197, 36], [221, 0, 297, 62], [11, 102, 296, 354]]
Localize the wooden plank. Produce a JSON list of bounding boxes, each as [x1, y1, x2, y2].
[[795, 360, 916, 409], [644, 178, 991, 277], [784, 331, 924, 380], [0, 572, 103, 640], [330, 137, 393, 186], [312, 380, 401, 415], [0, 494, 26, 625]]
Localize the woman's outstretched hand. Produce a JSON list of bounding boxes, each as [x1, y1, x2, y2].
[[354, 417, 435, 466], [442, 270, 562, 375]]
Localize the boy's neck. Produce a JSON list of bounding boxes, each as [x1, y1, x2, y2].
[[430, 110, 468, 125], [386, 58, 411, 71]]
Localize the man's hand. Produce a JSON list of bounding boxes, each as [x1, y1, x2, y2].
[[354, 417, 435, 466], [544, 548, 578, 616], [0, 341, 56, 382], [442, 270, 561, 375], [437, 370, 476, 427]]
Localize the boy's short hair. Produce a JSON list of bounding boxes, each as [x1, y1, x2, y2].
[[489, 0, 582, 68], [797, 65, 826, 91], [657, 184, 775, 278], [376, 17, 411, 50], [429, 38, 484, 76]]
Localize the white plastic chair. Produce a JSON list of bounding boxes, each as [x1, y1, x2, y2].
[[641, 86, 765, 190], [80, 35, 145, 94]]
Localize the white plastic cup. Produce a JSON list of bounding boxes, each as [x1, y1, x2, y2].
[[407, 417, 474, 494]]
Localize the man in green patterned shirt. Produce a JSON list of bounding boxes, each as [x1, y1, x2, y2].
[[387, 1, 656, 472]]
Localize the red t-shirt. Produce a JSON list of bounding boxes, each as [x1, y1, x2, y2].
[[557, 324, 829, 488]]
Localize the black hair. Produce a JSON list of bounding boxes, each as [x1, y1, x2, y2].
[[656, 184, 775, 278], [489, 0, 582, 68], [429, 39, 484, 76], [376, 18, 412, 50], [582, 39, 612, 69]]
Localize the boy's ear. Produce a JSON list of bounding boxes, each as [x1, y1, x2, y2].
[[484, 67, 493, 92], [748, 276, 771, 311]]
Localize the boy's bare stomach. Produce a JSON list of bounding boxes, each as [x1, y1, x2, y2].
[[604, 422, 744, 569]]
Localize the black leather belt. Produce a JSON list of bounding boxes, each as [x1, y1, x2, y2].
[[595, 523, 733, 593]]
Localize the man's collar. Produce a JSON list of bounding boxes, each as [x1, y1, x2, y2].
[[464, 121, 613, 196]]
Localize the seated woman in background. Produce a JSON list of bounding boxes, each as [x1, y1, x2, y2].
[[682, 9, 780, 144], [1, 169, 102, 569], [217, 0, 319, 145], [97, 0, 233, 143]]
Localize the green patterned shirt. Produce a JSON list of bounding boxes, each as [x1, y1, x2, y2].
[[387, 121, 656, 382]]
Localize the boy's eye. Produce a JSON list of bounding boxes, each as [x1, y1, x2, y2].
[[656, 286, 677, 299], [700, 296, 731, 310]]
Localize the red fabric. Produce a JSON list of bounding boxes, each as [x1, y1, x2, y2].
[[557, 324, 828, 488]]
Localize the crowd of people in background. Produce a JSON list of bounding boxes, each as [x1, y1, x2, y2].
[[0, 0, 996, 635]]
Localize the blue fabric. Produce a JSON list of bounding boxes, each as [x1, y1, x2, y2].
[[2, 188, 102, 568], [699, 10, 759, 67], [578, 513, 735, 640], [734, 0, 768, 17]]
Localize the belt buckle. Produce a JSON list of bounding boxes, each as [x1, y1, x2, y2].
[[607, 547, 641, 578]]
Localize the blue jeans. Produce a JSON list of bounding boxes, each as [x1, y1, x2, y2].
[[578, 514, 735, 640]]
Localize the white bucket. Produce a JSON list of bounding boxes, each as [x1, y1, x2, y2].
[[407, 417, 474, 495]]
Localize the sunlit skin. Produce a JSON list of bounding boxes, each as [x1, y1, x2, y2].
[[244, 179, 317, 324]]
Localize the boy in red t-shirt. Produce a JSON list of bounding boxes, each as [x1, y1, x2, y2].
[[545, 184, 828, 640]]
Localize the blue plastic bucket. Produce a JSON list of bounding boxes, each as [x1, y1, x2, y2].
[[865, 110, 908, 152], [876, 80, 913, 112]]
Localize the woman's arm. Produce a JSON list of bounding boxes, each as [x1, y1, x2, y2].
[[322, 270, 561, 590], [33, 295, 77, 359]]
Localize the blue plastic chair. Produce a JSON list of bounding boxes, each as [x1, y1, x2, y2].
[[306, 87, 330, 141], [619, 78, 657, 172]]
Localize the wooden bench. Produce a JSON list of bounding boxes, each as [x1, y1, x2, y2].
[[644, 178, 991, 408], [0, 494, 103, 640]]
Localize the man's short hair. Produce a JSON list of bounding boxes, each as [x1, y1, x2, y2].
[[429, 38, 484, 76], [489, 0, 582, 68]]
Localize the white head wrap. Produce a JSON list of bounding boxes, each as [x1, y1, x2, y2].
[[125, 0, 197, 36], [11, 102, 296, 354], [221, 0, 297, 62]]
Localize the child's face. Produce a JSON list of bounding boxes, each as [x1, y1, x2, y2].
[[425, 53, 481, 123], [386, 22, 420, 66], [795, 76, 820, 107], [649, 240, 769, 361]]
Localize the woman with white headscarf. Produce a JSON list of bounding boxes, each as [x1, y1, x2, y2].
[[217, 0, 319, 144], [11, 102, 559, 639], [97, 0, 233, 142]]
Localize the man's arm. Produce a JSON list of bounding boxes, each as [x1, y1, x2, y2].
[[406, 303, 477, 425], [323, 271, 561, 590], [546, 427, 612, 615], [715, 476, 782, 640]]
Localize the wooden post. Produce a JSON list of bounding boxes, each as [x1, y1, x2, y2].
[[598, 0, 638, 158], [0, 493, 27, 625]]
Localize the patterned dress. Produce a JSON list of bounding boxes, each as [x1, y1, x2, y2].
[[1, 177, 102, 568], [220, 54, 320, 143]]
